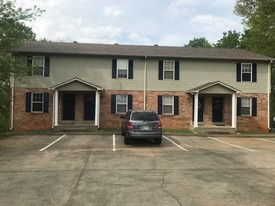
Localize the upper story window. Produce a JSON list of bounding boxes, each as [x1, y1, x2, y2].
[[158, 60, 180, 80], [241, 63, 252, 81], [117, 59, 128, 78], [236, 63, 257, 82], [112, 59, 133, 79], [27, 56, 50, 77], [163, 61, 175, 80]]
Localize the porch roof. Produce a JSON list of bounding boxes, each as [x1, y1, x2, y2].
[[187, 81, 241, 94], [51, 77, 104, 91]]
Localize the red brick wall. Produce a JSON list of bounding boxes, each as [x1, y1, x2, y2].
[[237, 93, 269, 132], [13, 88, 53, 131]]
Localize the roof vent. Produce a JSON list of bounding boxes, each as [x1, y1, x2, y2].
[[154, 44, 159, 47], [73, 41, 78, 43], [114, 43, 119, 45]]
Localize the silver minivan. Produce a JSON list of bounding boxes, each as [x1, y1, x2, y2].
[[121, 110, 163, 145]]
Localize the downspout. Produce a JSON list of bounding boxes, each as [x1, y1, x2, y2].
[[268, 60, 273, 130], [144, 56, 147, 110], [9, 56, 15, 131]]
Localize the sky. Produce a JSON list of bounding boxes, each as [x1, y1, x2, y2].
[[15, 0, 244, 46]]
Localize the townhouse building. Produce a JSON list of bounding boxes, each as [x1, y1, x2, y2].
[[11, 41, 274, 132]]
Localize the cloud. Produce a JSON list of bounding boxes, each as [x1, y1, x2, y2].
[[104, 5, 123, 17], [165, 0, 197, 19]]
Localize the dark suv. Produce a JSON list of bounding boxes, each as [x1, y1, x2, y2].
[[121, 110, 163, 145]]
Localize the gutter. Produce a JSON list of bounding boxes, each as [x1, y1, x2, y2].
[[9, 57, 15, 131], [144, 56, 147, 110]]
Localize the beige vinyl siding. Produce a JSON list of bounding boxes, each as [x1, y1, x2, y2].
[[15, 55, 269, 93]]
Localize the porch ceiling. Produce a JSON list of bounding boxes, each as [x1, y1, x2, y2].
[[51, 77, 104, 91], [187, 81, 241, 94]]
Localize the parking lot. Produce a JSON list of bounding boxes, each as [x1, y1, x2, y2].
[[0, 133, 275, 206]]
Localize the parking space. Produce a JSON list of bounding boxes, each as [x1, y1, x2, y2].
[[0, 134, 275, 205]]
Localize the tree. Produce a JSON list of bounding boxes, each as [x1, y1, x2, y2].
[[184, 37, 212, 48], [0, 0, 44, 133], [234, 0, 275, 57], [215, 30, 242, 49]]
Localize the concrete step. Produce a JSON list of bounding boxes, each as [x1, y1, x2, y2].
[[53, 125, 98, 132], [194, 126, 236, 134]]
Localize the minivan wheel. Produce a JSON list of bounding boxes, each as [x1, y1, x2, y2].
[[155, 138, 162, 145], [124, 136, 130, 145]]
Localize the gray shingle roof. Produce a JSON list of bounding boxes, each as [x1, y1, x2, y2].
[[13, 41, 273, 61]]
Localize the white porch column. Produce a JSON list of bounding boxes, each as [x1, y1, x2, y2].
[[194, 92, 199, 128], [95, 91, 100, 126], [231, 93, 237, 128], [54, 90, 59, 126]]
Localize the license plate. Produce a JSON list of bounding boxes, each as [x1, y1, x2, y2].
[[141, 126, 150, 130]]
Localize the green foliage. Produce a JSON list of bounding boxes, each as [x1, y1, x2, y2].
[[234, 0, 275, 57], [0, 0, 44, 133], [184, 37, 212, 48], [215, 30, 242, 49]]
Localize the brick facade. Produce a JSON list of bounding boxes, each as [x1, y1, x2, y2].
[[12, 88, 269, 132]]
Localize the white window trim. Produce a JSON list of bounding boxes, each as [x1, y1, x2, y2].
[[116, 94, 128, 114], [241, 63, 252, 82], [163, 60, 175, 80], [117, 59, 128, 79], [162, 96, 174, 115], [32, 56, 45, 76], [241, 97, 252, 116], [31, 93, 44, 113]]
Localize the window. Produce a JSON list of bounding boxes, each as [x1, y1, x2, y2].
[[26, 92, 49, 113], [241, 63, 252, 81], [111, 94, 133, 114], [112, 59, 133, 79], [163, 96, 174, 114], [27, 56, 50, 76], [236, 63, 257, 82], [158, 61, 179, 80], [158, 95, 179, 115], [32, 93, 44, 112], [116, 94, 127, 113], [32, 56, 45, 75], [241, 97, 251, 116], [117, 59, 128, 78], [237, 97, 257, 116], [163, 61, 175, 80]]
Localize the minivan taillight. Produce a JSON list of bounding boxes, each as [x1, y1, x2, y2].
[[127, 121, 133, 129], [158, 121, 162, 129]]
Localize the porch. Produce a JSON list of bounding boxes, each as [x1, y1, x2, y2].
[[188, 81, 241, 134]]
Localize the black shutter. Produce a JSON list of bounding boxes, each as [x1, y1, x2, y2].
[[128, 95, 133, 110], [237, 97, 241, 116], [44, 56, 50, 77], [174, 96, 179, 115], [128, 60, 133, 79], [252, 63, 257, 82], [252, 98, 257, 116], [112, 59, 117, 79], [111, 94, 116, 113], [26, 92, 32, 112], [43, 93, 49, 112], [158, 96, 163, 115], [158, 61, 163, 80], [236, 63, 241, 82], [27, 56, 32, 76], [175, 61, 180, 80]]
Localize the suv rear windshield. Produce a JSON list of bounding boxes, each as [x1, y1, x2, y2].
[[131, 112, 159, 121]]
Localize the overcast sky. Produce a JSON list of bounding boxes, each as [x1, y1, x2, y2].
[[16, 0, 244, 46]]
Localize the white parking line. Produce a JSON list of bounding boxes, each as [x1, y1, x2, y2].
[[254, 138, 275, 144], [113, 134, 116, 151], [208, 137, 255, 152], [39, 134, 66, 152], [162, 135, 188, 151]]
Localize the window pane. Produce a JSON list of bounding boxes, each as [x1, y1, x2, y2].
[[32, 67, 44, 76], [242, 73, 251, 81], [163, 96, 173, 104], [33, 57, 44, 67], [163, 105, 173, 114], [33, 93, 43, 102], [117, 104, 126, 113], [241, 98, 251, 115], [241, 98, 250, 107], [117, 59, 128, 69], [117, 69, 127, 78], [117, 95, 127, 103], [164, 71, 174, 79], [32, 103, 43, 112], [241, 107, 250, 115], [164, 61, 174, 70]]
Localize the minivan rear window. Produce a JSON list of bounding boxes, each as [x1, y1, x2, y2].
[[131, 112, 159, 121]]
